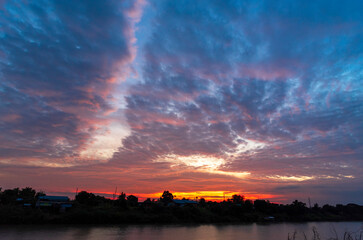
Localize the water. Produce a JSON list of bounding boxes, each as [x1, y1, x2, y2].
[[0, 222, 362, 240]]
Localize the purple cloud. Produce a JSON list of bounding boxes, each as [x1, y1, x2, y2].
[[0, 0, 362, 204]]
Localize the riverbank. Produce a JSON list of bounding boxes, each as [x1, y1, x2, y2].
[[1, 203, 363, 225], [2, 188, 363, 225]]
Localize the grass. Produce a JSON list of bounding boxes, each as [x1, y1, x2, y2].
[[288, 227, 363, 240]]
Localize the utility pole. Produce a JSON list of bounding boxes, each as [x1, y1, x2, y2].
[[113, 187, 118, 200]]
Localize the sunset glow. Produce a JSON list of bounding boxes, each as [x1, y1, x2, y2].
[[0, 0, 362, 205]]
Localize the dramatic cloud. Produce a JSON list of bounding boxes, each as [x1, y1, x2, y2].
[[0, 0, 362, 204], [111, 0, 363, 203], [0, 0, 143, 165]]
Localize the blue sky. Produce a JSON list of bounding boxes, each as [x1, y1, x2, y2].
[[0, 0, 362, 203]]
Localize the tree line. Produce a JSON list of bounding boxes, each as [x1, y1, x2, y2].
[[1, 187, 363, 224]]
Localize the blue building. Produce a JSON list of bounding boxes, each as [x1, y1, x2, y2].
[[171, 199, 198, 207], [36, 196, 72, 211]]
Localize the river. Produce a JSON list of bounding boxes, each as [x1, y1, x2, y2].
[[0, 222, 362, 240]]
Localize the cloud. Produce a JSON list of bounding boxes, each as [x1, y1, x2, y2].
[[109, 0, 363, 203], [0, 0, 362, 204], [0, 0, 143, 165]]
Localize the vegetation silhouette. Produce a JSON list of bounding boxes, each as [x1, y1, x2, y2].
[[160, 190, 174, 203], [1, 187, 363, 224], [287, 226, 363, 240]]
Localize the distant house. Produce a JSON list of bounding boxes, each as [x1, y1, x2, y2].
[[171, 199, 198, 207], [36, 196, 72, 211], [15, 197, 32, 208], [263, 216, 275, 221]]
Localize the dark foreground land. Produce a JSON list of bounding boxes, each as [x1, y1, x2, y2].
[[1, 188, 363, 224]]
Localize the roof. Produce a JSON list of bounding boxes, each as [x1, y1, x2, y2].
[[38, 196, 69, 202], [173, 199, 198, 204]]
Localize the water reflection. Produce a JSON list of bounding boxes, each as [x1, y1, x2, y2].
[[0, 222, 362, 240]]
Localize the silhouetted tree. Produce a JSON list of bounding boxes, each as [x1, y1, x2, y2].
[[244, 199, 253, 212], [118, 192, 126, 201], [254, 199, 270, 212], [76, 191, 90, 203], [76, 191, 96, 205], [118, 192, 127, 208], [322, 204, 337, 214], [160, 190, 174, 203], [312, 203, 320, 211], [75, 191, 111, 206], [35, 191, 46, 198], [232, 194, 245, 204], [288, 200, 307, 215], [0, 188, 20, 204], [127, 195, 138, 207], [19, 187, 36, 201], [199, 198, 206, 207]]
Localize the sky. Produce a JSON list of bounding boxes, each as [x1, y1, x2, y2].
[[0, 0, 362, 205]]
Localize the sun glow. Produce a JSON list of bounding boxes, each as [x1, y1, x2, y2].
[[137, 191, 280, 202]]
